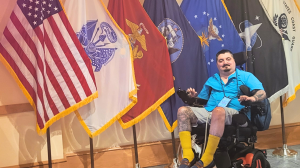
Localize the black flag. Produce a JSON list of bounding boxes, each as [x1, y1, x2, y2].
[[224, 0, 289, 102]]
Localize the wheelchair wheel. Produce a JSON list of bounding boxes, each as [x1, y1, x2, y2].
[[250, 151, 269, 168]]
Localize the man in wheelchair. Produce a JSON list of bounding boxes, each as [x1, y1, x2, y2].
[[178, 49, 267, 168]]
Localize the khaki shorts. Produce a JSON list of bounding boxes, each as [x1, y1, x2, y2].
[[187, 106, 239, 126]]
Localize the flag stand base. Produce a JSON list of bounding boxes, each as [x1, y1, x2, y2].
[[272, 97, 298, 157], [272, 144, 298, 157]]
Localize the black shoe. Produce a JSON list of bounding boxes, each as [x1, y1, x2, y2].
[[191, 160, 215, 168], [179, 158, 190, 168]]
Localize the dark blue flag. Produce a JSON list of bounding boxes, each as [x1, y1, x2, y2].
[[144, 0, 208, 132], [181, 0, 246, 77]]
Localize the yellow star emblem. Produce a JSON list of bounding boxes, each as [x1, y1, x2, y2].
[[199, 32, 209, 50]]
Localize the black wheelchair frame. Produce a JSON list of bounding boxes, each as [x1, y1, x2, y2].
[[177, 87, 271, 168]]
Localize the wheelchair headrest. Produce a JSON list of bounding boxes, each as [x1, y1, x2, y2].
[[233, 51, 247, 66]]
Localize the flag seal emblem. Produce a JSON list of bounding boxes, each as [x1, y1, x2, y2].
[[77, 20, 117, 72], [273, 13, 290, 41], [198, 18, 223, 53], [157, 18, 184, 63]]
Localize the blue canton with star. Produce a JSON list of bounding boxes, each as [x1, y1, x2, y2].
[[17, 0, 63, 29]]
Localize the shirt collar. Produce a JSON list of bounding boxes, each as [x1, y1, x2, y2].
[[215, 69, 239, 82]]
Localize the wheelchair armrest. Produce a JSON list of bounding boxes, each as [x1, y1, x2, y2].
[[239, 85, 265, 107], [240, 100, 265, 107], [177, 88, 208, 107]]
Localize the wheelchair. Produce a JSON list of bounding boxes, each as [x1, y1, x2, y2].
[[177, 86, 271, 168]]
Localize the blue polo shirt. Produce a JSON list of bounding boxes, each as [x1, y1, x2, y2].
[[198, 69, 264, 112]]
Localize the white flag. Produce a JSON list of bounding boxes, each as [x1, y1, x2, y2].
[[64, 0, 137, 137], [260, 0, 300, 106]]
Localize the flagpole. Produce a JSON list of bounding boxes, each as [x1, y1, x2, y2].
[[272, 96, 297, 157], [171, 131, 179, 168], [171, 132, 177, 158], [90, 137, 95, 168], [132, 125, 140, 168], [46, 128, 52, 168], [169, 98, 178, 168]]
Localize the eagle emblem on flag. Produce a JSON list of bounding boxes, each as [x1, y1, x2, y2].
[[126, 19, 149, 59]]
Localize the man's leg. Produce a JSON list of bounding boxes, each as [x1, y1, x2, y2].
[[200, 107, 225, 167], [177, 106, 198, 163]]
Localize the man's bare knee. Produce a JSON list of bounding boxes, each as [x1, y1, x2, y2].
[[177, 106, 195, 132], [210, 107, 226, 137], [177, 106, 190, 117], [211, 107, 226, 119]]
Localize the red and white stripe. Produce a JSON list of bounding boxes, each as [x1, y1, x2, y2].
[[0, 4, 97, 129]]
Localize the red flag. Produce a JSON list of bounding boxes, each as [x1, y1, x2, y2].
[[0, 0, 98, 134], [108, 0, 174, 128]]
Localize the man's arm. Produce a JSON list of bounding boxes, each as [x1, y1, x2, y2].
[[240, 71, 266, 103], [239, 89, 266, 102], [252, 90, 266, 102]]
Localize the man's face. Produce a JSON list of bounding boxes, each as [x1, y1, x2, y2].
[[216, 52, 236, 73]]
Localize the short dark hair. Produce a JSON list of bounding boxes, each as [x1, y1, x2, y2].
[[216, 49, 233, 60]]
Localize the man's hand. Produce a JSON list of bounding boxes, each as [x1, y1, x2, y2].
[[238, 95, 256, 102], [187, 87, 197, 98], [238, 90, 266, 103]]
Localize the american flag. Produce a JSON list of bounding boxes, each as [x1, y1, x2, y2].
[[0, 0, 97, 134]]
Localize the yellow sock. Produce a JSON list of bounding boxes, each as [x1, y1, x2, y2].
[[201, 134, 220, 167], [179, 131, 194, 162]]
